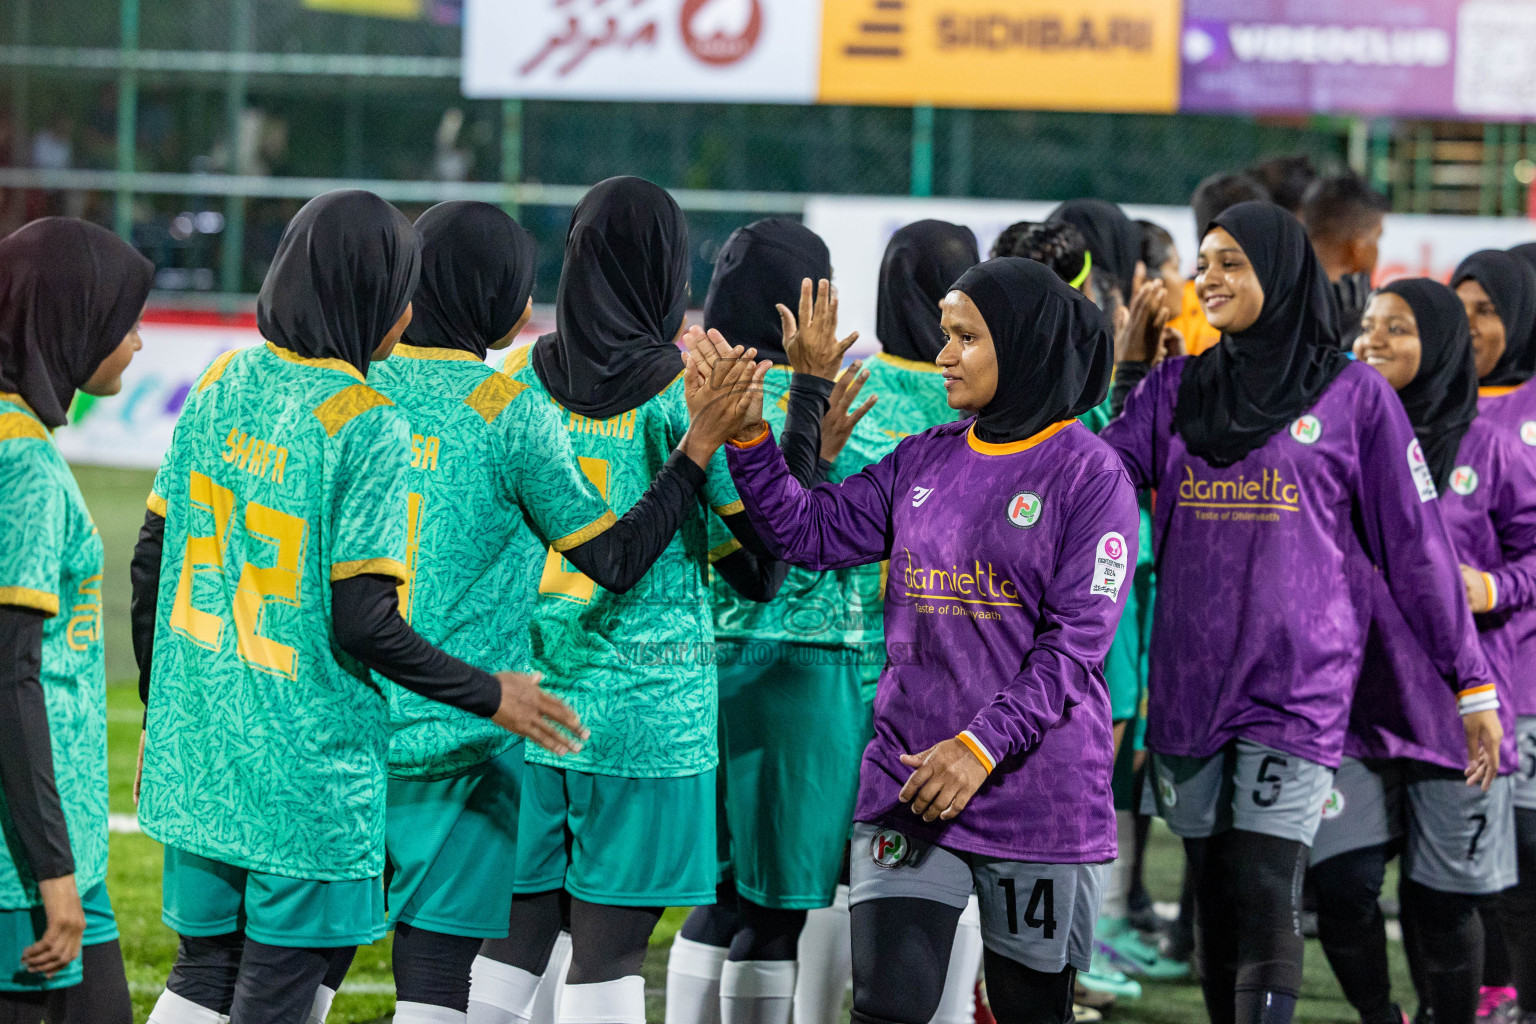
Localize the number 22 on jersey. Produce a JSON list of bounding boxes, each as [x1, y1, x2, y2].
[[538, 456, 608, 605], [170, 470, 306, 678]]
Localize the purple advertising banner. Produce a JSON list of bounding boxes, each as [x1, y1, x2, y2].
[[1180, 0, 1480, 118]]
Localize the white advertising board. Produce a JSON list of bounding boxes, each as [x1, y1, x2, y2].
[[462, 0, 820, 103]]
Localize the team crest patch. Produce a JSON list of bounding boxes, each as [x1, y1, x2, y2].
[[1407, 439, 1438, 502], [1090, 532, 1129, 601], [1522, 421, 1536, 446], [1320, 788, 1346, 820], [1289, 415, 1322, 445], [1156, 774, 1178, 809], [1450, 466, 1479, 496], [871, 829, 911, 869], [1007, 491, 1042, 529]]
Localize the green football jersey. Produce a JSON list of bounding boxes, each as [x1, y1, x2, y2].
[[707, 366, 874, 652], [832, 354, 960, 687], [0, 395, 108, 910], [139, 343, 412, 881], [368, 345, 612, 781], [507, 346, 737, 779]]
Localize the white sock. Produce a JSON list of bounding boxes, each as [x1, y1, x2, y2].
[[148, 988, 230, 1024], [793, 884, 851, 1024], [468, 956, 544, 1024], [557, 976, 646, 1024], [395, 1004, 469, 1024], [929, 897, 983, 1024], [307, 984, 338, 1024], [532, 931, 573, 1024], [1100, 810, 1136, 921], [721, 960, 796, 1024], [666, 935, 729, 1024]]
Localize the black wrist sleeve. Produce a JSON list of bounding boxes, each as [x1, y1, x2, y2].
[[0, 606, 74, 882], [712, 511, 790, 603], [331, 574, 500, 718], [561, 450, 706, 595], [131, 508, 165, 710], [1111, 361, 1150, 418], [782, 374, 835, 486]]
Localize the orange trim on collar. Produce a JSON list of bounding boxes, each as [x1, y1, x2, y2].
[[1480, 384, 1523, 398], [966, 419, 1075, 456]]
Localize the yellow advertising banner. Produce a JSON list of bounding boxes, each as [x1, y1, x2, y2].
[[818, 0, 1181, 112], [302, 0, 423, 19]]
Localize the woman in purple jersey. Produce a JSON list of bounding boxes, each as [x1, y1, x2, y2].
[[1454, 248, 1536, 1024], [1307, 279, 1531, 1024], [695, 257, 1137, 1024], [1099, 203, 1501, 1024]]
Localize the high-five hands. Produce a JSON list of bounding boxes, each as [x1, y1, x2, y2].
[[781, 278, 859, 381], [681, 325, 772, 465]]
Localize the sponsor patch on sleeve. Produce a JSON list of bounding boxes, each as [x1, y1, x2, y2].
[[1407, 439, 1438, 503], [1090, 531, 1128, 601]]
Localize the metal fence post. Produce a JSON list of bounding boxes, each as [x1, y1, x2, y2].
[[221, 0, 251, 296], [502, 98, 522, 220], [113, 0, 139, 240], [910, 104, 933, 198]]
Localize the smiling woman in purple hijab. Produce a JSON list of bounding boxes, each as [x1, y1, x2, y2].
[[1099, 203, 1499, 1024], [697, 256, 1136, 1024]]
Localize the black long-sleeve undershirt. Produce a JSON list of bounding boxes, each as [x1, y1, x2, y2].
[[1111, 361, 1150, 419], [558, 449, 705, 594], [0, 605, 74, 883], [132, 512, 500, 717], [710, 373, 835, 602]]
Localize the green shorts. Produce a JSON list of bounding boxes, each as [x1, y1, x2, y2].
[[515, 763, 717, 906], [0, 881, 118, 993], [717, 640, 867, 909], [386, 745, 523, 938], [162, 846, 384, 948]]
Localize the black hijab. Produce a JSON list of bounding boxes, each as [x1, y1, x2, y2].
[[257, 190, 421, 376], [404, 201, 536, 360], [1173, 202, 1348, 468], [0, 217, 154, 429], [702, 218, 830, 366], [876, 220, 980, 363], [1046, 199, 1141, 305], [1451, 250, 1536, 387], [951, 257, 1112, 444], [1378, 278, 1478, 491], [531, 176, 689, 419]]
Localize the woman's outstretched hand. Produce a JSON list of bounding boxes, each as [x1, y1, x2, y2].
[[681, 326, 770, 467], [781, 277, 858, 381], [821, 361, 877, 463], [1115, 280, 1172, 364]]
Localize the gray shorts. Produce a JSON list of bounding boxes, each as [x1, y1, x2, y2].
[[848, 822, 1105, 973], [1152, 740, 1333, 846], [1516, 716, 1536, 811], [1310, 757, 1517, 895]]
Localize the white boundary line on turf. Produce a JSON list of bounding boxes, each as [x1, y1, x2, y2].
[[108, 813, 142, 834]]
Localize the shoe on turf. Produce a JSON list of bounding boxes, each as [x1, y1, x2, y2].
[[1479, 986, 1519, 1020], [1095, 917, 1190, 979], [1076, 945, 1142, 1001], [1072, 1004, 1103, 1023]]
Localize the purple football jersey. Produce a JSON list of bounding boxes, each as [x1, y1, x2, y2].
[[1477, 382, 1536, 716], [1349, 419, 1529, 770], [1099, 358, 1491, 768], [727, 419, 1138, 863]]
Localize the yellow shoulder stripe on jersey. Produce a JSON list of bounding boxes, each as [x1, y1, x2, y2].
[[0, 391, 41, 418], [659, 369, 686, 394], [708, 538, 742, 563], [551, 510, 618, 552], [313, 384, 394, 437], [146, 491, 168, 517], [266, 341, 366, 383], [0, 411, 49, 444], [465, 373, 528, 424], [877, 352, 944, 374], [393, 343, 482, 363], [196, 349, 242, 392], [501, 344, 532, 377], [330, 557, 409, 584], [0, 586, 59, 617], [713, 500, 746, 516]]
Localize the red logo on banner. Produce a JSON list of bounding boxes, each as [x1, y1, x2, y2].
[[681, 0, 763, 66]]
